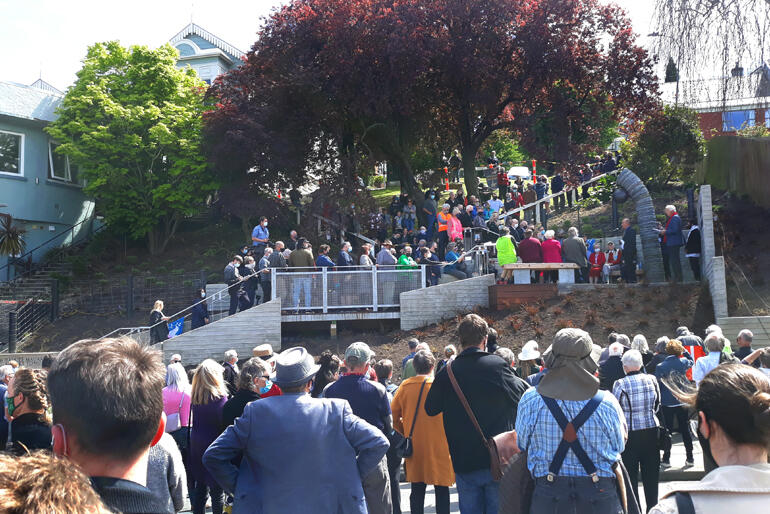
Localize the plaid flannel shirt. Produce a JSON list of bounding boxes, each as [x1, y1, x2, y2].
[[515, 388, 626, 478], [612, 371, 661, 432]]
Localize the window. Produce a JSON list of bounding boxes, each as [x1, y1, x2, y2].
[[48, 142, 70, 180], [0, 130, 23, 175], [722, 110, 755, 131]]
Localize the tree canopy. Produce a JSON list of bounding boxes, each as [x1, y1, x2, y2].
[[205, 0, 657, 204], [622, 105, 706, 187], [47, 42, 216, 255]]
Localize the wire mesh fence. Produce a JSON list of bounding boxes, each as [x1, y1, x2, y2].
[[273, 267, 424, 312]]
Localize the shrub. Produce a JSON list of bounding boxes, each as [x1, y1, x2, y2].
[[125, 255, 138, 265], [371, 175, 385, 188], [113, 264, 125, 273], [130, 267, 142, 275]]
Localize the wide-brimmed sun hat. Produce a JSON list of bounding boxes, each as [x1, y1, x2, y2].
[[518, 340, 541, 361], [537, 328, 599, 401]]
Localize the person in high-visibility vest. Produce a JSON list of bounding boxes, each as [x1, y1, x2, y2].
[[495, 226, 518, 284], [437, 203, 452, 260]]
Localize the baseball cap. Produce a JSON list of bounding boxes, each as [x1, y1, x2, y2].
[[345, 342, 374, 366]]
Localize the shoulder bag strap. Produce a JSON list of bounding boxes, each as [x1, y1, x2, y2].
[[447, 362, 489, 448], [408, 378, 428, 439], [674, 492, 696, 514]]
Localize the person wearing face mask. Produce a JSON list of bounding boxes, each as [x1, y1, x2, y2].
[[651, 364, 770, 513], [423, 191, 438, 240], [251, 216, 270, 262], [418, 247, 441, 286], [191, 289, 210, 329], [222, 358, 274, 429], [224, 255, 244, 316], [6, 368, 52, 454]]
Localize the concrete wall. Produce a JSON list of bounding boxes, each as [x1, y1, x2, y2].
[[400, 274, 495, 330], [716, 316, 770, 348], [155, 298, 281, 364], [698, 185, 728, 318]]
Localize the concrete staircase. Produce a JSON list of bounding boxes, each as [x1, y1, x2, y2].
[[152, 298, 282, 364], [0, 261, 71, 300]]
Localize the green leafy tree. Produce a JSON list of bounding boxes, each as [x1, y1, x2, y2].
[[622, 105, 705, 187], [479, 130, 529, 166], [47, 42, 216, 255]]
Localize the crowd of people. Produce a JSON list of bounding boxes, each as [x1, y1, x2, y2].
[[1, 314, 769, 514]]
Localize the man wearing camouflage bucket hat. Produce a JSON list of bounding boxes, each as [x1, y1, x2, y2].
[[515, 328, 628, 513], [204, 347, 389, 514]]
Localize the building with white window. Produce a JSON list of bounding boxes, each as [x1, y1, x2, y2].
[[169, 23, 245, 84], [660, 63, 770, 139], [0, 80, 97, 280]]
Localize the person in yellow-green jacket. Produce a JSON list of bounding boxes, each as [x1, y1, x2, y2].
[[496, 226, 517, 284]]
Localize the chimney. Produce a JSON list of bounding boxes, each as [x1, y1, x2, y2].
[[731, 62, 744, 77]]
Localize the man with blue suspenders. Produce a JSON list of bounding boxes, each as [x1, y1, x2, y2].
[[516, 328, 629, 513]]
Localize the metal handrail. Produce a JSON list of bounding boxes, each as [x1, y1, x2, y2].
[[499, 169, 618, 220], [0, 213, 103, 281]]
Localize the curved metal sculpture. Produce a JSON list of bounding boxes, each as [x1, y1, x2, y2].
[[616, 168, 665, 283]]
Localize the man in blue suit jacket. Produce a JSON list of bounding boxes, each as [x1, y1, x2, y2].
[[660, 205, 684, 282], [203, 347, 390, 514]]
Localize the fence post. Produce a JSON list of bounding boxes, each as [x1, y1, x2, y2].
[[126, 275, 134, 316], [421, 264, 427, 288], [50, 279, 59, 322], [372, 267, 378, 312], [8, 311, 17, 353], [535, 200, 541, 224], [199, 269, 208, 290], [322, 267, 328, 313], [271, 269, 277, 305]]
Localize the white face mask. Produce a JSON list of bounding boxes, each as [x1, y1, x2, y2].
[[201, 292, 206, 298], [263, 221, 268, 227]]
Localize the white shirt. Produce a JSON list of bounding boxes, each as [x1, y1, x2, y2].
[[488, 199, 504, 212], [692, 351, 721, 384]]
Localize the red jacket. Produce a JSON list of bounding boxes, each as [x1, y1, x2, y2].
[[497, 172, 510, 186], [541, 239, 563, 263]]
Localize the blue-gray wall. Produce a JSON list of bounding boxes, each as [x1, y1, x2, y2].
[[0, 115, 95, 280]]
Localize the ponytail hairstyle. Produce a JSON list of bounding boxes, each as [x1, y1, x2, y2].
[[665, 364, 770, 448], [11, 368, 51, 425]]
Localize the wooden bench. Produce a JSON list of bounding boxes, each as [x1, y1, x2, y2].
[[503, 262, 580, 284]]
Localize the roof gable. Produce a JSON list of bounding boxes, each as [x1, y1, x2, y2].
[[169, 23, 245, 64], [0, 81, 61, 123]]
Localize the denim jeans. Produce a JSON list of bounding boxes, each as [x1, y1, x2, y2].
[[455, 468, 499, 513], [531, 476, 622, 514], [292, 277, 312, 309]]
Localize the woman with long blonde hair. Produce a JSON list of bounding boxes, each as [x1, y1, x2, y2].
[[149, 300, 170, 344], [6, 368, 52, 454], [189, 359, 228, 514]]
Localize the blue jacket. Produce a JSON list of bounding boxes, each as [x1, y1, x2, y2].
[[203, 393, 389, 514], [338, 250, 354, 267], [654, 351, 693, 406], [664, 214, 684, 247], [316, 254, 335, 268]]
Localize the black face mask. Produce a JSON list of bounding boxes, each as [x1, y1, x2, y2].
[[698, 416, 718, 472]]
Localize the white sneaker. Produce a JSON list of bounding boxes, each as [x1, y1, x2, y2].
[[661, 461, 671, 469]]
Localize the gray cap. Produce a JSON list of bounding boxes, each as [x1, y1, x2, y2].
[[345, 342, 374, 366], [407, 338, 419, 349], [273, 347, 320, 388]]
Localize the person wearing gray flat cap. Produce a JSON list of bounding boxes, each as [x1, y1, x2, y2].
[[515, 328, 630, 513], [203, 347, 390, 514]]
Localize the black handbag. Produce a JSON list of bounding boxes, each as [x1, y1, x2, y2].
[[402, 378, 428, 458]]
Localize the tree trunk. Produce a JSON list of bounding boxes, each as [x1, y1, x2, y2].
[[146, 216, 179, 255], [461, 150, 480, 197]]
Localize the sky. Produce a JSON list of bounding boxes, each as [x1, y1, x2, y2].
[[0, 0, 657, 91]]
